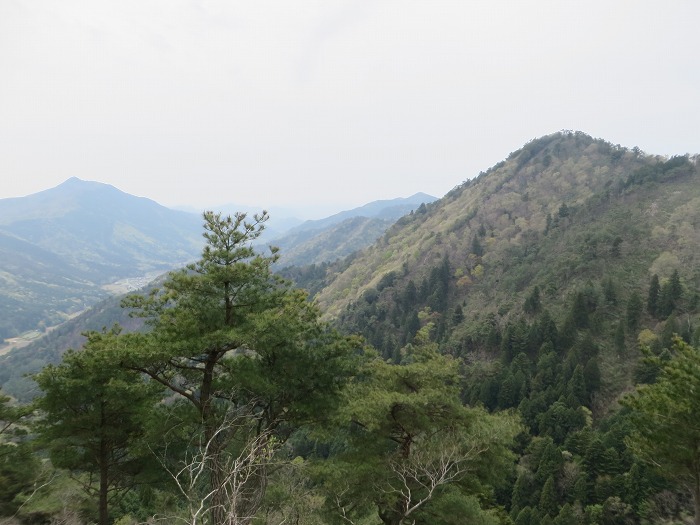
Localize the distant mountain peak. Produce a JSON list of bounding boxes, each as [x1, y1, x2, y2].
[[53, 177, 122, 195]]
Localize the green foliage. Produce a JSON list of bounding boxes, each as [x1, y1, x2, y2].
[[0, 441, 40, 516], [117, 211, 360, 524], [34, 328, 162, 525], [539, 475, 558, 517], [647, 274, 661, 318], [322, 334, 522, 525], [623, 338, 700, 521]]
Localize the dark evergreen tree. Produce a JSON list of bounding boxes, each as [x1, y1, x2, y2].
[[570, 292, 589, 329], [451, 304, 464, 325], [402, 280, 417, 309], [603, 277, 617, 306], [34, 330, 162, 525], [614, 321, 626, 354], [498, 371, 520, 409], [536, 440, 563, 483], [117, 212, 359, 525], [648, 274, 661, 318], [554, 503, 579, 525], [583, 358, 602, 398], [626, 292, 643, 332], [539, 475, 559, 517], [514, 506, 537, 525], [558, 315, 578, 351], [670, 269, 683, 301], [524, 286, 542, 315], [567, 365, 588, 407], [471, 236, 484, 257], [512, 471, 535, 513]]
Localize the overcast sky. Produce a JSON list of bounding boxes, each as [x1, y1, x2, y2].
[[1, 1, 699, 218]]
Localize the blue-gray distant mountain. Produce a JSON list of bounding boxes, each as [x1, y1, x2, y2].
[[174, 202, 304, 242], [271, 193, 438, 267], [0, 177, 204, 338], [281, 193, 437, 236]]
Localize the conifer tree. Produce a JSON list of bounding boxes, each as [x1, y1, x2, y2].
[[567, 365, 588, 406], [624, 338, 700, 525], [514, 506, 537, 525], [647, 274, 661, 318], [553, 503, 578, 525], [570, 292, 589, 329], [35, 329, 161, 525], [539, 475, 559, 517], [322, 327, 521, 525], [117, 211, 358, 525], [626, 292, 643, 332]]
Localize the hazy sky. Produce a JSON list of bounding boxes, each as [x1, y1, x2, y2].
[[1, 1, 699, 218]]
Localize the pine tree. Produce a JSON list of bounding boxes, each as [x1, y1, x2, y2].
[[35, 329, 161, 525], [514, 506, 537, 525], [614, 321, 626, 354], [554, 503, 579, 525], [512, 471, 535, 514], [471, 236, 484, 256], [117, 211, 359, 525]]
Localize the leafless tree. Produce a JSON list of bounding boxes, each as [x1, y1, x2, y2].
[[154, 405, 279, 525], [383, 431, 490, 525]]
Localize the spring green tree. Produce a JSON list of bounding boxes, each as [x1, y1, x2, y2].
[[623, 338, 700, 525]]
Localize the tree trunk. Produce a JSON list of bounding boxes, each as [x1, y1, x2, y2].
[[201, 352, 229, 525], [209, 449, 227, 525], [99, 416, 109, 525], [694, 481, 700, 525]]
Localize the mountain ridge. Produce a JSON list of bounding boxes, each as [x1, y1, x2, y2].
[[0, 178, 437, 340], [0, 177, 205, 338]]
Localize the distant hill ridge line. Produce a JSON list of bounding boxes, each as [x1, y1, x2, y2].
[[0, 177, 437, 341]]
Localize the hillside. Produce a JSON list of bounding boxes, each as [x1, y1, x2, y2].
[[281, 192, 437, 235], [270, 192, 437, 267], [310, 131, 699, 401], [0, 191, 435, 401], [0, 178, 204, 338], [279, 131, 700, 522]]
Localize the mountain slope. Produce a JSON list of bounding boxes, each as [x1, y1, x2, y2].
[[271, 193, 437, 267], [310, 132, 699, 410], [316, 132, 696, 318], [281, 192, 437, 236], [274, 216, 393, 267], [305, 132, 700, 522], [0, 178, 204, 337]]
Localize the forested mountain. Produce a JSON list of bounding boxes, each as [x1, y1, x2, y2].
[[282, 192, 437, 235], [0, 177, 203, 338], [282, 131, 700, 523], [270, 193, 437, 267], [313, 132, 698, 360], [272, 216, 393, 267], [4, 132, 700, 525]]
